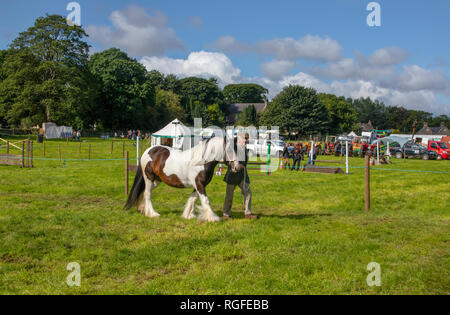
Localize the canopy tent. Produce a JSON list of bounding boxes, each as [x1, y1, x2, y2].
[[151, 119, 193, 150], [373, 136, 411, 148], [347, 131, 358, 137]]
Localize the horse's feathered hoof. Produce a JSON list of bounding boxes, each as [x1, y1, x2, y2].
[[196, 206, 221, 222]]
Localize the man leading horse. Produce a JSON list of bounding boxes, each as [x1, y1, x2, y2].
[[222, 132, 258, 220]]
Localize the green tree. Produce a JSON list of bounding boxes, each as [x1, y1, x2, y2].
[[146, 70, 165, 88], [155, 88, 187, 125], [0, 49, 43, 128], [9, 14, 92, 123], [178, 77, 225, 121], [404, 110, 433, 132], [351, 97, 388, 129], [386, 106, 410, 132], [428, 114, 450, 129], [223, 84, 268, 104], [319, 93, 357, 134], [236, 104, 258, 127], [0, 15, 94, 128], [89, 48, 156, 130], [260, 85, 329, 136], [206, 103, 226, 127]]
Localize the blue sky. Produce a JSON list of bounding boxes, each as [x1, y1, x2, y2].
[[1, 0, 450, 115]]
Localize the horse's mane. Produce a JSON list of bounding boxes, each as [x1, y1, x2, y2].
[[185, 137, 226, 165]]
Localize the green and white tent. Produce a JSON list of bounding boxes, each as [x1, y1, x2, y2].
[[151, 119, 193, 150]]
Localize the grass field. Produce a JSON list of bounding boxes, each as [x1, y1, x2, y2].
[[0, 136, 449, 294]]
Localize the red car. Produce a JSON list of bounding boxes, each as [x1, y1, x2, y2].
[[428, 141, 450, 160]]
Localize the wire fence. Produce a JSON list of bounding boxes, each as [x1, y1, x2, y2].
[[2, 154, 449, 175], [1, 136, 448, 175]]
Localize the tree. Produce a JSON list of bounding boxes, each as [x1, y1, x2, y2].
[[206, 104, 226, 127], [404, 109, 432, 132], [8, 14, 92, 124], [260, 85, 329, 136], [178, 77, 225, 121], [351, 97, 388, 129], [223, 84, 268, 104], [155, 88, 187, 125], [319, 93, 357, 134], [0, 49, 43, 128], [89, 48, 156, 130], [385, 106, 410, 132], [146, 70, 165, 89], [236, 104, 258, 127], [428, 114, 450, 129]]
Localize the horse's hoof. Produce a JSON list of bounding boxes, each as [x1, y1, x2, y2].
[[198, 215, 221, 222], [182, 214, 196, 220], [146, 212, 161, 218]]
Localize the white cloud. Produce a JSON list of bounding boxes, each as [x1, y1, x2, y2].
[[140, 51, 241, 85], [86, 5, 183, 56], [260, 60, 296, 81], [213, 35, 342, 62], [308, 47, 450, 99], [213, 35, 250, 53], [367, 47, 410, 66], [140, 49, 450, 115], [188, 16, 203, 28], [256, 35, 342, 62], [398, 65, 450, 93], [328, 80, 450, 115]]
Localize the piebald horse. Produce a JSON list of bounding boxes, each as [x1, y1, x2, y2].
[[125, 136, 241, 222]]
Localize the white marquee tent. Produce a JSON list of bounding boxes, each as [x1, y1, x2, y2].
[[43, 122, 73, 139], [151, 119, 193, 150]]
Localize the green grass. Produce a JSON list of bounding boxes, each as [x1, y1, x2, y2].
[[0, 136, 449, 294]]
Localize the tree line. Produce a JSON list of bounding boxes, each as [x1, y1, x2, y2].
[[0, 14, 448, 136]]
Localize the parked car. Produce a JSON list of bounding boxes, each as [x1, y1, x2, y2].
[[427, 141, 450, 160], [390, 142, 437, 160], [247, 139, 285, 157]]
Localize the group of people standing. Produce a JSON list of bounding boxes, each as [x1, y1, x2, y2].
[[281, 143, 320, 171]]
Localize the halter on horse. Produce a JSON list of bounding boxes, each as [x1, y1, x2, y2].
[[124, 136, 241, 222]]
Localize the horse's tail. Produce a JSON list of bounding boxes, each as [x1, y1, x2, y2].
[[124, 163, 145, 210]]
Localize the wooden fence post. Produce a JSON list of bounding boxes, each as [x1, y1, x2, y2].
[[79, 142, 81, 155], [31, 141, 33, 168], [6, 141, 9, 155], [125, 151, 129, 196], [58, 144, 61, 161], [21, 141, 25, 168], [43, 141, 46, 157], [365, 155, 370, 212], [27, 140, 30, 168], [111, 140, 114, 155]]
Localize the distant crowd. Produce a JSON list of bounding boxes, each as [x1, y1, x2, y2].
[[121, 130, 151, 140]]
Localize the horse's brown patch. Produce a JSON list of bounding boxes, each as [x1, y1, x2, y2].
[[195, 161, 218, 195], [146, 147, 185, 188]]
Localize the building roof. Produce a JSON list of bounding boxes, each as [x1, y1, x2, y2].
[[417, 122, 450, 136], [360, 120, 374, 132], [229, 103, 267, 114]]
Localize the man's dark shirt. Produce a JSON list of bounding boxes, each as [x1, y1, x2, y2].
[[224, 144, 250, 186]]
